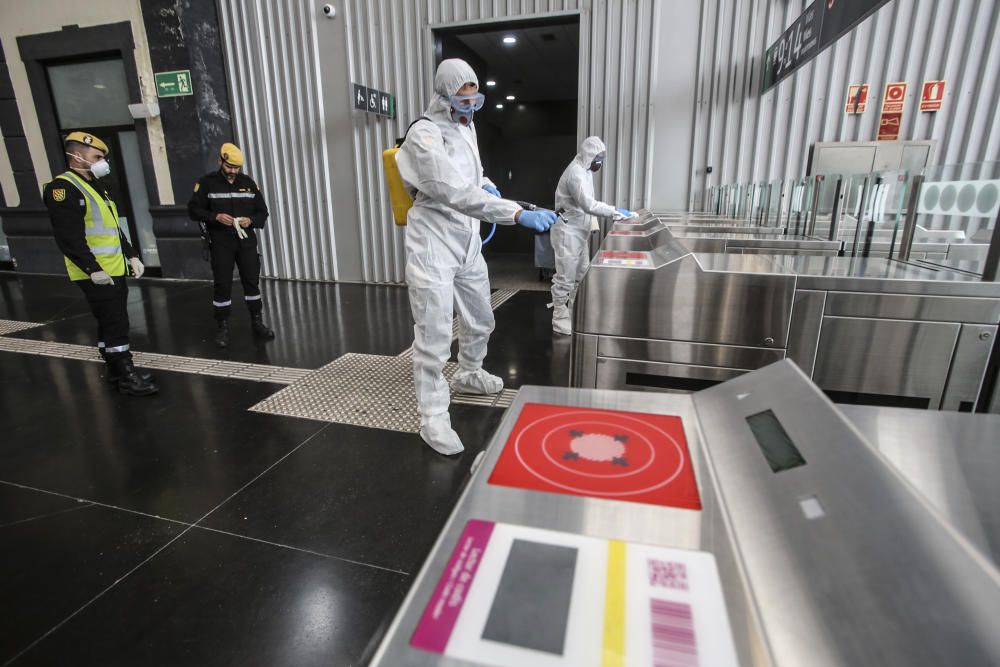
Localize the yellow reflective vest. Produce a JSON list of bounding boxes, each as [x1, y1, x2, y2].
[[55, 171, 126, 280]]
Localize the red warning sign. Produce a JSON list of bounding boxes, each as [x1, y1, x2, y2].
[[881, 82, 907, 113], [877, 112, 902, 141], [920, 80, 945, 112], [845, 84, 869, 114], [488, 403, 702, 510]]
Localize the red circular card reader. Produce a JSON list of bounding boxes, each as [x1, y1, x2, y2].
[[488, 403, 702, 510]]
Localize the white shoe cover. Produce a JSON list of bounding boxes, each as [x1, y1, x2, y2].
[[419, 413, 465, 456], [552, 304, 572, 335], [450, 368, 503, 395]]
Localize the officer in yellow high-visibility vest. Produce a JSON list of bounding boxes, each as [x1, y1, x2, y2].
[[43, 131, 158, 396]]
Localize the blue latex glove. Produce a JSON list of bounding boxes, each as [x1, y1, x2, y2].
[[483, 183, 501, 198], [517, 208, 557, 232], [616, 207, 636, 218]]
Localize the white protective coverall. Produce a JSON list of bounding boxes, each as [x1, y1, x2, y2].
[[551, 136, 620, 334], [396, 59, 522, 455]]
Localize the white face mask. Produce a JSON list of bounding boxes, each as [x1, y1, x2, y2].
[[66, 152, 111, 179]]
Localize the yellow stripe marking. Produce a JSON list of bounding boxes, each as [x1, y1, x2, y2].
[[602, 539, 626, 666]]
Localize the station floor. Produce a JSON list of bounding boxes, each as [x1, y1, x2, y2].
[[0, 266, 569, 666]]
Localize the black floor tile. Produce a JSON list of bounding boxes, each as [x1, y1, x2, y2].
[[0, 352, 325, 522], [200, 404, 505, 574], [13, 276, 414, 369], [459, 290, 571, 388], [0, 272, 203, 325], [0, 484, 86, 527], [12, 527, 409, 667], [0, 502, 184, 664]]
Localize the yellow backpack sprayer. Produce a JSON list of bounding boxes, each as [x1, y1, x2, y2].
[[383, 117, 540, 244], [382, 117, 429, 226]]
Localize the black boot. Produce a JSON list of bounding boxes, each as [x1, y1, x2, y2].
[[251, 313, 275, 339], [105, 360, 154, 385], [101, 347, 152, 384], [110, 355, 158, 396], [215, 320, 230, 348]]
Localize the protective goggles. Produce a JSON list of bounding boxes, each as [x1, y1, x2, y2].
[[449, 92, 486, 111]]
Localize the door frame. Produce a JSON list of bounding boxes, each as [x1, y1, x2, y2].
[[17, 22, 160, 209]]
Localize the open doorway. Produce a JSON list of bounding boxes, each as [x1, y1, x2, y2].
[[434, 17, 579, 290]]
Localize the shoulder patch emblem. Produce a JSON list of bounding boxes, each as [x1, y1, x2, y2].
[[52, 188, 66, 202], [193, 182, 200, 192]]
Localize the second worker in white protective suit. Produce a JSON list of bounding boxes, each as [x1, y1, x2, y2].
[[397, 58, 557, 455], [550, 136, 634, 335]]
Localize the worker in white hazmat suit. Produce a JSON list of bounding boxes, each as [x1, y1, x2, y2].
[[551, 136, 634, 335], [397, 58, 557, 455]]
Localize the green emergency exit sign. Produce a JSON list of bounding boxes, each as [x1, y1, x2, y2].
[[154, 69, 193, 98]]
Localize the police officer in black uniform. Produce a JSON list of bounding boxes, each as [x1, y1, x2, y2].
[[187, 143, 274, 347], [44, 131, 157, 396]]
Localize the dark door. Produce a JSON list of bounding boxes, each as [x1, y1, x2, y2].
[[44, 55, 159, 270]]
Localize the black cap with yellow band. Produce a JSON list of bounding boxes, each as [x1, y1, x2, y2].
[[220, 142, 245, 167], [64, 131, 109, 155]]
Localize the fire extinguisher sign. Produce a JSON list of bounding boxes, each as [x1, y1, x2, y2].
[[920, 80, 946, 112]]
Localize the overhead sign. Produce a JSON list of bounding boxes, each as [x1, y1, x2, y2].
[[154, 69, 193, 98], [845, 84, 869, 114], [761, 2, 823, 91], [762, 0, 893, 92], [920, 80, 946, 112], [820, 0, 890, 46], [352, 82, 395, 119], [881, 82, 907, 113]]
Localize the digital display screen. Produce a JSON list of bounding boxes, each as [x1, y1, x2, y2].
[[746, 410, 806, 473]]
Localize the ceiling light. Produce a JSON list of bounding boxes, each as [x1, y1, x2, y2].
[[506, 95, 515, 101], [502, 36, 517, 45], [486, 80, 497, 87], [496, 104, 504, 109]]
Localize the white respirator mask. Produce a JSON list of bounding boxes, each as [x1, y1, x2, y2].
[[66, 152, 111, 179]]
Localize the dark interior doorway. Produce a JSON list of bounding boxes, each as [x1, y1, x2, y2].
[[434, 16, 580, 286]]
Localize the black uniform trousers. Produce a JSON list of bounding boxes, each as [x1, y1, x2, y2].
[[210, 228, 263, 322], [75, 278, 131, 358]]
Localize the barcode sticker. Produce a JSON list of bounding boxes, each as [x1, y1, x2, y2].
[[626, 545, 738, 667], [650, 599, 699, 667]]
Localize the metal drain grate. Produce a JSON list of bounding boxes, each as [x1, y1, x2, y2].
[[452, 388, 518, 409], [0, 319, 44, 335], [489, 287, 520, 310]]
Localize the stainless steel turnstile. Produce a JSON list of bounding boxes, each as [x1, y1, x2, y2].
[[371, 362, 1000, 666], [574, 213, 1000, 411]]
